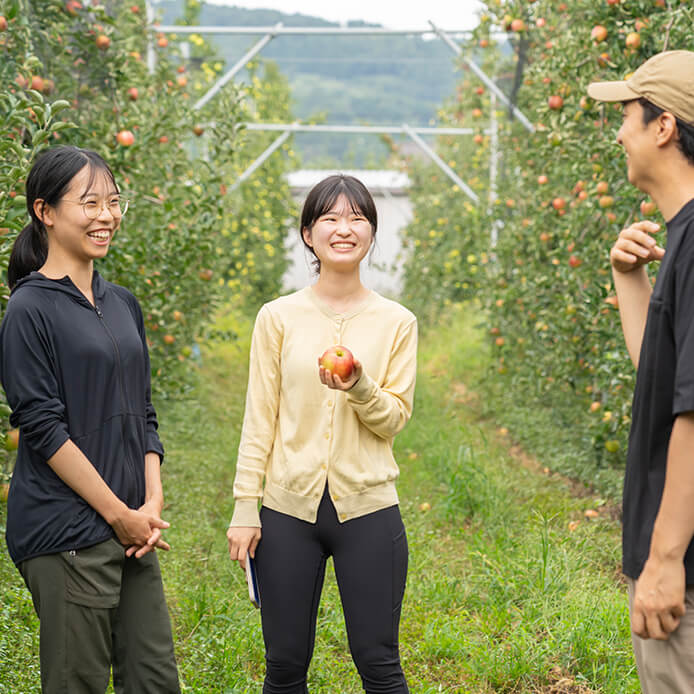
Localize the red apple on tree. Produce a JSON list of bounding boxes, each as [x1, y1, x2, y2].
[[640, 200, 657, 216], [626, 32, 641, 49], [548, 95, 563, 110], [95, 34, 110, 50], [0, 15, 8, 31], [116, 129, 135, 146], [319, 345, 355, 381], [127, 87, 138, 101], [591, 25, 608, 42], [65, 0, 82, 15]]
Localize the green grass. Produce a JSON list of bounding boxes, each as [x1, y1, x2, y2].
[[0, 303, 637, 693]]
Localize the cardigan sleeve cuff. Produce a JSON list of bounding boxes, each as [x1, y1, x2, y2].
[[229, 498, 262, 528], [346, 371, 378, 403]]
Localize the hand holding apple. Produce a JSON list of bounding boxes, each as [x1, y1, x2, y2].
[[318, 345, 361, 390]]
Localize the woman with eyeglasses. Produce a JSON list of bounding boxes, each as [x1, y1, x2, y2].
[[0, 145, 180, 693]]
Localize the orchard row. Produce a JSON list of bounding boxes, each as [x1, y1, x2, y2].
[[0, 0, 297, 465], [400, 0, 693, 466]]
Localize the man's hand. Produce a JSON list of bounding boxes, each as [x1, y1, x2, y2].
[[610, 220, 664, 273], [631, 556, 686, 640]]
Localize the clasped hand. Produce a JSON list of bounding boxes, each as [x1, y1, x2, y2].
[[112, 500, 171, 559]]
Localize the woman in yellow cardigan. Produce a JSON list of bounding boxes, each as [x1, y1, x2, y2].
[[227, 174, 417, 693]]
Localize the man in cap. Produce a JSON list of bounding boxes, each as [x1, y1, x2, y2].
[[587, 50, 694, 691]]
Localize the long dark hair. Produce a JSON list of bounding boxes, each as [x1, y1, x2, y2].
[[8, 146, 117, 289], [300, 174, 378, 273]]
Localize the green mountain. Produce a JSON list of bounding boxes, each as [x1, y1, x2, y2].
[[151, 1, 469, 165]]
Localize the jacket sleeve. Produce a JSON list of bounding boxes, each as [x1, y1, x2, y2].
[[0, 300, 70, 460], [346, 317, 417, 440], [130, 295, 165, 462], [230, 305, 282, 528]]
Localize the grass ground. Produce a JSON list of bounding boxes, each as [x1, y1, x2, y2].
[[0, 303, 638, 693]]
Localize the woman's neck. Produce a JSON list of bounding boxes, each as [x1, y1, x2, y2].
[[311, 270, 370, 314], [39, 254, 95, 304]]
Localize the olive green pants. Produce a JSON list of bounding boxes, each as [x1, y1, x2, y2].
[[19, 537, 180, 694]]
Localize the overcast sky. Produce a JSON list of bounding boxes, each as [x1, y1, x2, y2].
[[204, 0, 485, 31]]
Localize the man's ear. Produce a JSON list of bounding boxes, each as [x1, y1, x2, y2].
[[33, 199, 54, 228], [655, 112, 679, 148]]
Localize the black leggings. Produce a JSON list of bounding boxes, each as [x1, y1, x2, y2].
[[255, 487, 409, 694]]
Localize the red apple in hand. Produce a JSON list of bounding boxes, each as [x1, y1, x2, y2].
[[319, 345, 354, 380]]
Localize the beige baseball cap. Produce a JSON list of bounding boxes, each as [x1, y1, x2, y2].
[[587, 50, 694, 127]]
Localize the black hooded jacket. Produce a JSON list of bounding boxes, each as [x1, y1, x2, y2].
[[0, 271, 164, 565]]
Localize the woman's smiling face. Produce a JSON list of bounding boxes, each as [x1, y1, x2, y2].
[[40, 164, 121, 263], [302, 194, 374, 272]]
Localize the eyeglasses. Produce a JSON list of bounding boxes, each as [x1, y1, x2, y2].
[[61, 196, 130, 220]]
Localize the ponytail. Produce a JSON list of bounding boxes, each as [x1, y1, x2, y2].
[[8, 220, 48, 289]]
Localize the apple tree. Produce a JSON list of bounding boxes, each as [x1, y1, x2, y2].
[[0, 0, 297, 474], [401, 0, 693, 465]]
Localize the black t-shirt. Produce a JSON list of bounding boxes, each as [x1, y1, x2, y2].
[[623, 198, 694, 582]]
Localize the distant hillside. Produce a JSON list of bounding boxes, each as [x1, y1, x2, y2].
[[151, 1, 469, 165]]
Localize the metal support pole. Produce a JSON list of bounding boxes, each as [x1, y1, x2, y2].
[[429, 21, 535, 134], [242, 123, 477, 136], [401, 124, 479, 203], [153, 25, 477, 36], [488, 90, 503, 248], [145, 0, 156, 75], [489, 90, 498, 210], [230, 129, 292, 191], [193, 23, 283, 111]]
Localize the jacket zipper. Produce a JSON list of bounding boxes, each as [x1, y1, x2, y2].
[[94, 303, 135, 495]]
